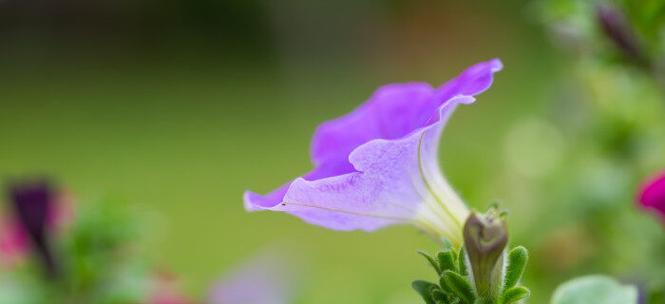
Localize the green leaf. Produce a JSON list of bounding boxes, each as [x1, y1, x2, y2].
[[418, 250, 441, 275], [458, 247, 468, 276], [439, 275, 453, 294], [441, 270, 476, 304], [412, 280, 438, 304], [501, 286, 530, 304], [438, 251, 457, 273], [504, 246, 528, 289], [551, 275, 638, 304], [432, 289, 448, 304], [649, 287, 665, 303]]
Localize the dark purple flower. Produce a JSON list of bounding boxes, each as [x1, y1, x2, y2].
[[638, 170, 665, 221], [596, 4, 648, 67], [245, 59, 502, 245], [7, 180, 59, 277]]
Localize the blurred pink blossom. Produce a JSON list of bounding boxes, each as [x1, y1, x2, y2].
[[0, 218, 29, 268], [148, 271, 192, 304], [0, 189, 73, 269], [638, 170, 665, 221]]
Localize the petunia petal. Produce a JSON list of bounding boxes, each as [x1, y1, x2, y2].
[[245, 59, 502, 241]]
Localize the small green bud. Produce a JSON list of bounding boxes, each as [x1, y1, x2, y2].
[[463, 211, 508, 300]]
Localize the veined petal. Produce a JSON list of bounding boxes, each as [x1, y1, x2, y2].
[[244, 59, 502, 243]]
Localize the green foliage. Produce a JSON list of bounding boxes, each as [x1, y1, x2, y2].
[[504, 246, 528, 290], [648, 286, 665, 303], [500, 286, 530, 304], [457, 248, 468, 276], [532, 1, 665, 301], [412, 245, 531, 304], [438, 251, 458, 275], [0, 200, 156, 304], [550, 275, 638, 304], [419, 251, 442, 275], [441, 270, 475, 304], [413, 280, 439, 304]]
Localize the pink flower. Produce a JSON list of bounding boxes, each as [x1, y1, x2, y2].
[[147, 271, 192, 304], [0, 219, 29, 268], [637, 170, 665, 221]]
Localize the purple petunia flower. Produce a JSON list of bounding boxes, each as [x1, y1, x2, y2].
[[244, 59, 502, 245], [208, 253, 297, 304], [638, 170, 665, 221]]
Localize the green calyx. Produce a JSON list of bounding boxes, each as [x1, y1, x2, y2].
[[413, 210, 530, 304]]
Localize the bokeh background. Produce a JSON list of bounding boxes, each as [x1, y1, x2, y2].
[[1, 0, 663, 303]]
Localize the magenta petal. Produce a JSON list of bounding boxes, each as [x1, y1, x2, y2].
[[638, 171, 665, 220], [244, 59, 502, 241]]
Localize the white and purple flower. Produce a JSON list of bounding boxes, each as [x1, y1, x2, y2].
[[245, 59, 502, 245]]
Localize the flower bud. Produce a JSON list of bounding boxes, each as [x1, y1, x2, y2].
[[463, 211, 508, 300], [596, 4, 648, 67]]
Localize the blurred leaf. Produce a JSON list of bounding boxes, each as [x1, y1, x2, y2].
[[551, 275, 638, 304]]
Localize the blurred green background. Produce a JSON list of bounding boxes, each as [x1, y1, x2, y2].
[[3, 0, 660, 303]]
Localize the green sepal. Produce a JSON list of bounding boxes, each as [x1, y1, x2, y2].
[[418, 251, 441, 275], [441, 270, 476, 304], [412, 280, 439, 304], [431, 289, 448, 304], [438, 251, 457, 273], [504, 246, 528, 289], [458, 247, 468, 276], [474, 298, 495, 304], [500, 286, 530, 304], [439, 275, 454, 294]]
